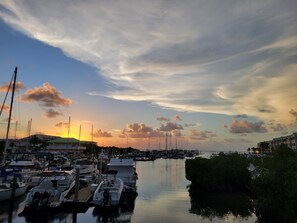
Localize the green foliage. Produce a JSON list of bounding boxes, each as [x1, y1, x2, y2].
[[186, 147, 297, 222], [186, 152, 251, 193], [251, 144, 297, 222]]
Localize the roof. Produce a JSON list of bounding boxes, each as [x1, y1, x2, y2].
[[48, 137, 79, 144]]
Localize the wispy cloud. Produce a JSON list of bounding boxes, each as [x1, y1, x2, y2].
[[156, 116, 170, 122], [189, 130, 216, 141], [55, 122, 69, 128], [1, 0, 297, 125], [289, 109, 297, 124]]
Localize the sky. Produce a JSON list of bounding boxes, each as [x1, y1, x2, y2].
[[0, 0, 297, 151]]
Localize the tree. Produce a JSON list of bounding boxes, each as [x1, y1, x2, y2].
[[259, 141, 270, 154], [251, 144, 297, 222]]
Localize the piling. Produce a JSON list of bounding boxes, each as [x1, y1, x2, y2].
[[74, 167, 80, 202]]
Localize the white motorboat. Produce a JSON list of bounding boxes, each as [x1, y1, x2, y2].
[[24, 170, 75, 209], [93, 173, 124, 207], [108, 158, 138, 189]]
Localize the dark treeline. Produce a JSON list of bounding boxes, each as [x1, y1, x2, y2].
[[186, 152, 251, 193], [185, 145, 297, 223]]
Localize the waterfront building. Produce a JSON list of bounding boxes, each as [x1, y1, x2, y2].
[[46, 137, 86, 155], [258, 132, 297, 150]]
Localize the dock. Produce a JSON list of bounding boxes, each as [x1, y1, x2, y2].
[[61, 182, 96, 212], [67, 186, 93, 203]]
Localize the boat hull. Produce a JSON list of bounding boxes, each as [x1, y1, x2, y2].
[[92, 177, 124, 207], [0, 183, 28, 201]]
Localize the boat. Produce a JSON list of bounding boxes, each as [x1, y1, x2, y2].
[[0, 169, 28, 201], [23, 170, 76, 210], [92, 171, 124, 207], [8, 153, 42, 170], [0, 67, 29, 202], [0, 180, 28, 202], [107, 158, 137, 189], [73, 158, 98, 175]]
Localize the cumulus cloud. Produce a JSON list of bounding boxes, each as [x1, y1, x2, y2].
[[124, 123, 161, 138], [172, 129, 183, 137], [0, 81, 25, 92], [271, 123, 288, 134], [93, 129, 112, 138], [189, 130, 216, 140], [22, 82, 72, 107], [184, 123, 197, 128], [0, 104, 9, 113], [1, 0, 297, 124], [173, 115, 182, 121], [224, 118, 267, 134], [160, 122, 183, 132], [44, 108, 63, 118]]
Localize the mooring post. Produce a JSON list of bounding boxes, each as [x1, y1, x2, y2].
[[8, 174, 17, 222], [74, 167, 80, 201]]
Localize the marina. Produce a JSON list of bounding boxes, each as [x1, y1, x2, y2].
[[0, 157, 257, 223]]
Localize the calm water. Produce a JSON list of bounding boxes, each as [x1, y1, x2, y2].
[[0, 158, 257, 223]]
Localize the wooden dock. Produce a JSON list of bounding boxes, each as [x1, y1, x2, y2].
[[67, 186, 93, 202], [61, 186, 94, 212]]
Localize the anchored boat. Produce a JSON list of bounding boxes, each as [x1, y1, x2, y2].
[[23, 170, 76, 210], [92, 171, 124, 207]]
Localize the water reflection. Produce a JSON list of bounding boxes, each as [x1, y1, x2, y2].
[[92, 195, 136, 223], [188, 187, 254, 221], [92, 204, 134, 223], [0, 158, 257, 223], [23, 212, 71, 223], [0, 195, 26, 223]]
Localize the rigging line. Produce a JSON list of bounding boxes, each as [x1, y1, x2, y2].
[[0, 70, 14, 117]]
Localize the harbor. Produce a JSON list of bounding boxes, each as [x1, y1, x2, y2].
[[0, 157, 258, 223]]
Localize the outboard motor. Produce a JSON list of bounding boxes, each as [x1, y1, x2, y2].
[[39, 191, 50, 207], [103, 189, 110, 206], [31, 192, 41, 207]]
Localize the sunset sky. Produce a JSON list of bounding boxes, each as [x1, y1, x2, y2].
[[0, 0, 297, 151]]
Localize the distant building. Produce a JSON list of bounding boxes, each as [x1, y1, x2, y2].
[[15, 134, 59, 151], [258, 132, 297, 150], [46, 137, 86, 155]]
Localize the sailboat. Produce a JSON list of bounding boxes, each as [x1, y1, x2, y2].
[[0, 67, 28, 201]]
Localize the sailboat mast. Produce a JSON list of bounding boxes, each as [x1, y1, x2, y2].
[[91, 124, 94, 160], [3, 67, 18, 164]]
